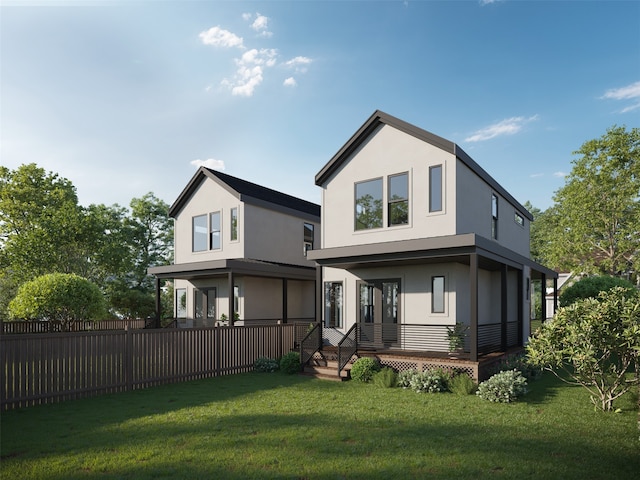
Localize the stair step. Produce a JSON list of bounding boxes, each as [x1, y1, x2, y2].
[[302, 364, 350, 381]]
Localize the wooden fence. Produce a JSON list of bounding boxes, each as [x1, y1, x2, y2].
[[1, 324, 303, 410], [2, 319, 148, 334]]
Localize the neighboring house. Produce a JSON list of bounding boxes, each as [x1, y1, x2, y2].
[[149, 167, 320, 327], [307, 110, 557, 370]]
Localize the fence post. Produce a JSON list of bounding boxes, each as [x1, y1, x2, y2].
[[214, 325, 221, 377], [125, 326, 133, 392]]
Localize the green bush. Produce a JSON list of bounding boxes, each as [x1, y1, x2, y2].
[[279, 352, 301, 374], [373, 367, 397, 388], [476, 369, 528, 403], [397, 369, 417, 389], [409, 369, 449, 393], [253, 357, 280, 373], [448, 373, 477, 395], [492, 353, 542, 381], [559, 275, 634, 307], [350, 357, 381, 383]]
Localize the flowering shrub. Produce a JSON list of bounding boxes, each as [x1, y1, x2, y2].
[[350, 357, 381, 383], [490, 353, 542, 381], [397, 369, 417, 389], [253, 356, 280, 373], [476, 369, 528, 403], [408, 369, 449, 393]]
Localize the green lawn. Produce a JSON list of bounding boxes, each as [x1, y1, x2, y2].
[[1, 372, 638, 480]]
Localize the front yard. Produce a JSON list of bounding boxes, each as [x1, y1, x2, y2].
[[1, 371, 638, 479]]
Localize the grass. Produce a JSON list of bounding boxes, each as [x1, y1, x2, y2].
[[1, 372, 638, 480]]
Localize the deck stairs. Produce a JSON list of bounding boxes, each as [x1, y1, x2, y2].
[[300, 347, 355, 382]]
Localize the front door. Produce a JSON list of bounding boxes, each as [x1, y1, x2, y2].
[[358, 279, 400, 347]]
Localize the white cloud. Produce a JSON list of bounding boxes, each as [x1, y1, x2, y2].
[[190, 158, 226, 170], [479, 0, 505, 5], [285, 56, 312, 73], [283, 77, 297, 87], [199, 26, 244, 49], [251, 13, 273, 37], [465, 115, 539, 142], [223, 48, 279, 97], [601, 81, 640, 113], [553, 171, 567, 178], [529, 173, 544, 179]]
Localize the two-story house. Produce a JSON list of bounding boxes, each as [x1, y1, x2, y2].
[[307, 111, 557, 378], [149, 167, 320, 327]]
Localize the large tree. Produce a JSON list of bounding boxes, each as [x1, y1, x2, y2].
[[545, 126, 639, 280]]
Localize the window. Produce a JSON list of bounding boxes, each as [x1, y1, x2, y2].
[[432, 276, 445, 313], [324, 282, 343, 328], [233, 285, 240, 318], [192, 215, 208, 252], [355, 178, 383, 230], [194, 289, 216, 319], [491, 194, 499, 240], [359, 283, 375, 323], [176, 288, 187, 318], [210, 211, 221, 250], [304, 222, 314, 256], [230, 208, 238, 241], [514, 211, 524, 227], [388, 173, 409, 226], [429, 165, 442, 212]]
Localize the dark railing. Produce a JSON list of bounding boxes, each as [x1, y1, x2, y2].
[[337, 324, 358, 374], [299, 323, 322, 366], [2, 319, 147, 334]]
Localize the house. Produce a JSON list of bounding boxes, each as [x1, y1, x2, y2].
[[148, 167, 320, 327], [306, 110, 557, 378]]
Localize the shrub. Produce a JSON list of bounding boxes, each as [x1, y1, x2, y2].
[[350, 357, 381, 383], [448, 373, 477, 395], [559, 275, 634, 307], [476, 369, 528, 403], [409, 369, 448, 394], [253, 357, 279, 373], [397, 369, 417, 389], [279, 352, 301, 374], [373, 367, 397, 388], [492, 353, 542, 381]]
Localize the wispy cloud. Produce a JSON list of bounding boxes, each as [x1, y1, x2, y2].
[[191, 158, 226, 170], [200, 13, 311, 97], [529, 173, 544, 179], [465, 115, 539, 142], [479, 0, 505, 6], [553, 171, 567, 178], [600, 81, 640, 113]]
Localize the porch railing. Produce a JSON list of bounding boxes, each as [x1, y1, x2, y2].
[[337, 324, 357, 374], [300, 323, 322, 366]]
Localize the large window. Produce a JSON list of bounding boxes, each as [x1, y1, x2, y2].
[[429, 165, 442, 212], [491, 194, 499, 240], [230, 208, 238, 241], [355, 178, 383, 230], [304, 222, 314, 256], [388, 173, 409, 226], [194, 288, 216, 319], [176, 288, 187, 318], [192, 215, 208, 252], [324, 282, 343, 328], [210, 211, 221, 250], [432, 276, 445, 313]]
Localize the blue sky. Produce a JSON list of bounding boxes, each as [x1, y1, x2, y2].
[[2, 0, 639, 212]]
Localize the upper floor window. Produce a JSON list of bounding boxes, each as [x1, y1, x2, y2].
[[491, 194, 499, 240], [388, 173, 409, 226], [210, 211, 221, 250], [230, 208, 238, 241], [192, 215, 208, 252], [429, 165, 442, 212], [304, 222, 314, 256], [355, 178, 383, 230], [514, 211, 524, 227]]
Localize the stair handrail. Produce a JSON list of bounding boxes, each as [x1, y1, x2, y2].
[[300, 323, 322, 366], [337, 323, 358, 375]]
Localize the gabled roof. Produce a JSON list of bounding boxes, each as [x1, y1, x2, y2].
[[169, 167, 321, 220], [315, 110, 533, 221]]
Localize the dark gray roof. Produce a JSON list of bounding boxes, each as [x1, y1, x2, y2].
[[315, 110, 533, 221], [169, 167, 320, 219]]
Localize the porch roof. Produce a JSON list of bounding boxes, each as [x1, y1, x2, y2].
[[307, 233, 557, 279], [148, 258, 316, 281]]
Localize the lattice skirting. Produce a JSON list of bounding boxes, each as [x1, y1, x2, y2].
[[374, 355, 479, 381]]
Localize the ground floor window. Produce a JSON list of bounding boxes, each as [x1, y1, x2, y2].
[[176, 288, 187, 318], [194, 288, 216, 319], [432, 276, 445, 313], [324, 282, 343, 328]]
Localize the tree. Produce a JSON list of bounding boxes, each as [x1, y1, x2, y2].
[[559, 275, 635, 307], [526, 287, 640, 412], [8, 273, 106, 331], [545, 126, 639, 280], [524, 201, 559, 267]]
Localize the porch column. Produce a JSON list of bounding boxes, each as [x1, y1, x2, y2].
[[553, 277, 558, 315], [540, 273, 547, 323], [501, 264, 508, 351], [282, 278, 288, 324], [154, 277, 161, 328], [315, 266, 322, 326], [470, 253, 478, 362], [228, 271, 234, 324], [517, 270, 523, 345]]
